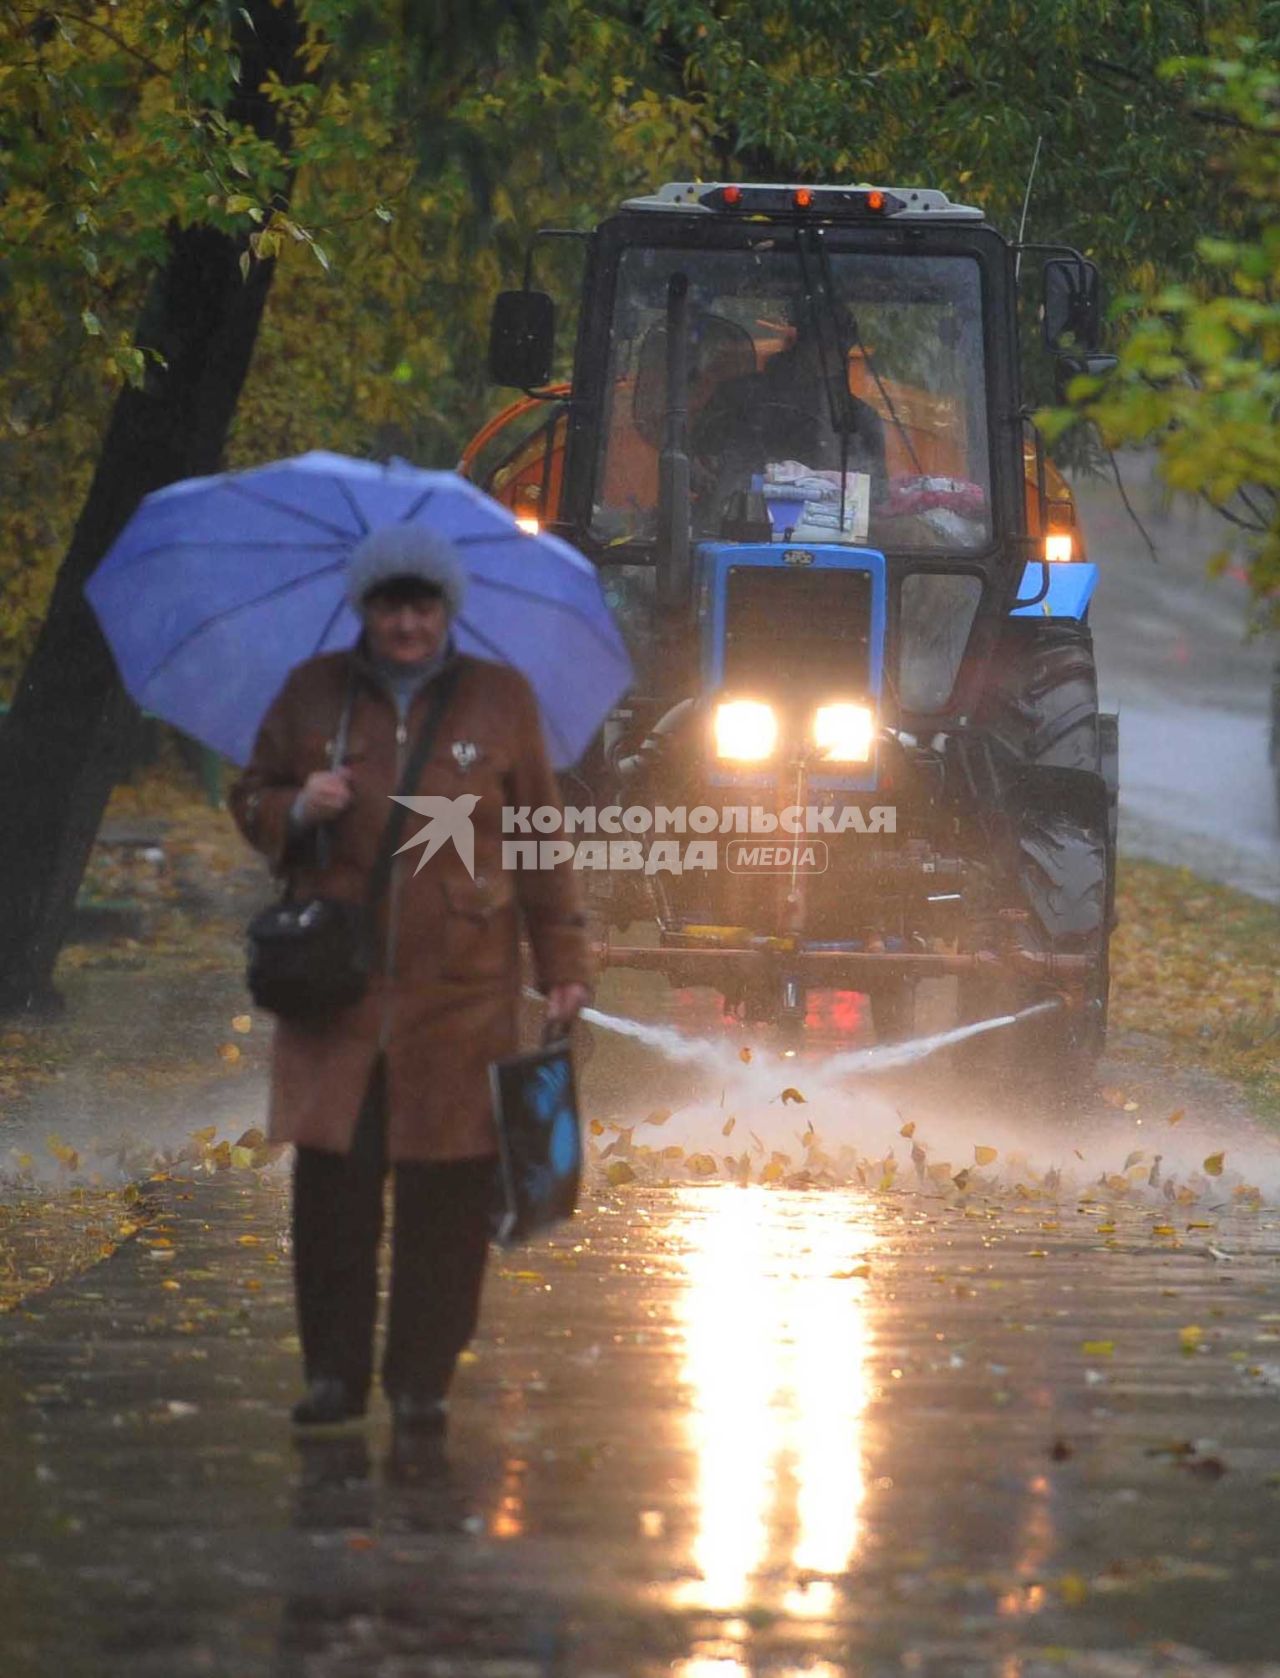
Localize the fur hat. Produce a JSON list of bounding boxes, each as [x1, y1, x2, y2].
[[345, 525, 466, 617]]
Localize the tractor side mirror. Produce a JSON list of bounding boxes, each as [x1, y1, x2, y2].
[[1043, 258, 1102, 353], [1054, 352, 1118, 402], [488, 291, 555, 388]]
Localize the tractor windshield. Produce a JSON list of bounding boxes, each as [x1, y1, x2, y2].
[[591, 242, 992, 555]]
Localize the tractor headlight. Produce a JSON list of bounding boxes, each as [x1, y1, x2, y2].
[[813, 702, 875, 763], [713, 699, 778, 763]]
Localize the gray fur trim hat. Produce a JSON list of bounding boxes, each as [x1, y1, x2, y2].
[[345, 524, 466, 617]]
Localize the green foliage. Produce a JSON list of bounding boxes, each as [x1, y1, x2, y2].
[[0, 1, 708, 687], [645, 0, 1271, 281], [1046, 42, 1280, 631]]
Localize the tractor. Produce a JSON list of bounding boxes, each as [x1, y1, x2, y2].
[[465, 180, 1119, 1083]]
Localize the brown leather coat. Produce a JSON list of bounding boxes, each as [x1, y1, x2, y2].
[[229, 649, 591, 1162]]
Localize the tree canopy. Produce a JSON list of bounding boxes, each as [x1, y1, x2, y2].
[[1051, 40, 1279, 630]]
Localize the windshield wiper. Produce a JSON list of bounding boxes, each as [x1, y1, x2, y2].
[[800, 227, 924, 481]]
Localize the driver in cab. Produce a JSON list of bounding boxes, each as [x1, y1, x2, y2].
[[691, 315, 887, 520]]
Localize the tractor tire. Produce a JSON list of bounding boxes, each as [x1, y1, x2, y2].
[[957, 620, 1112, 1106], [956, 795, 1110, 1105], [979, 620, 1101, 776]]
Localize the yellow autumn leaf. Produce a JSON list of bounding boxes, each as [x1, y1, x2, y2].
[[1179, 1324, 1205, 1353], [899, 1120, 916, 1138], [231, 1014, 253, 1034], [927, 1162, 954, 1183], [660, 1145, 684, 1160], [760, 1161, 784, 1183], [605, 1160, 636, 1186], [687, 1153, 718, 1177], [644, 1108, 672, 1127], [831, 1263, 871, 1280], [237, 1234, 262, 1247], [234, 1127, 266, 1150], [1167, 1108, 1186, 1126], [589, 1119, 604, 1136], [46, 1135, 79, 1170], [974, 1145, 998, 1166], [190, 1126, 217, 1145], [721, 1116, 736, 1137], [1081, 1340, 1114, 1357], [217, 1042, 241, 1064], [1059, 1572, 1088, 1607], [738, 1046, 753, 1064], [780, 1087, 806, 1105], [1203, 1151, 1226, 1177]]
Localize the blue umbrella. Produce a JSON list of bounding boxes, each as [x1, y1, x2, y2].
[[85, 452, 632, 768]]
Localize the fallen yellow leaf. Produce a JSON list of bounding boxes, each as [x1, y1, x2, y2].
[[1168, 1108, 1186, 1126], [780, 1087, 806, 1105], [974, 1146, 998, 1166], [1203, 1151, 1226, 1177], [605, 1160, 636, 1186], [899, 1121, 916, 1138], [231, 1014, 253, 1034], [1081, 1340, 1114, 1357], [721, 1116, 736, 1137], [1179, 1324, 1204, 1353], [738, 1046, 753, 1064], [216, 1042, 241, 1064]]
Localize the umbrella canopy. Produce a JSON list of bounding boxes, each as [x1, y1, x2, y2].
[[85, 452, 633, 769]]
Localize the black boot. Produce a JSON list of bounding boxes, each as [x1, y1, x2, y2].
[[390, 1392, 448, 1437], [291, 1376, 365, 1428]]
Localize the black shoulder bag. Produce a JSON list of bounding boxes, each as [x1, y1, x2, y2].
[[246, 665, 460, 1021]]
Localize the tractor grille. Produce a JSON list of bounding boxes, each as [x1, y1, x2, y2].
[[722, 566, 872, 695]]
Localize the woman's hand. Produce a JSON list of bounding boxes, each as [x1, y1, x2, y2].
[[296, 768, 354, 826], [546, 982, 590, 1032]]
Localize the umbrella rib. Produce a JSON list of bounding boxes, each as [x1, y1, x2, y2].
[[223, 480, 366, 540], [332, 478, 372, 537], [134, 561, 349, 693], [312, 588, 355, 658], [459, 620, 576, 764], [399, 485, 437, 523]]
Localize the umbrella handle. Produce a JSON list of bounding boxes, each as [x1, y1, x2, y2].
[[314, 668, 359, 872]]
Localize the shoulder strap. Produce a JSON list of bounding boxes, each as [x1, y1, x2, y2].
[[365, 662, 462, 909]]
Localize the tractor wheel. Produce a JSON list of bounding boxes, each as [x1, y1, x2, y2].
[[956, 796, 1110, 1105], [956, 619, 1112, 1105], [980, 620, 1101, 775]]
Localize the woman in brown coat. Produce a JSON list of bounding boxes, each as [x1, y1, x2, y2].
[[230, 524, 591, 1432]]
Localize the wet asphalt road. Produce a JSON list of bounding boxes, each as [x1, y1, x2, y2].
[[5, 998, 1280, 1678]]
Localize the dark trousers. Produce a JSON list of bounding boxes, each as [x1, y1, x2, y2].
[[291, 1057, 496, 1405]]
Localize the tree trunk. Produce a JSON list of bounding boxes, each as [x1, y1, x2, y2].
[[0, 2, 301, 1014]]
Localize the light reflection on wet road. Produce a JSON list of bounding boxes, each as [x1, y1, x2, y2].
[[675, 1189, 875, 1616]]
